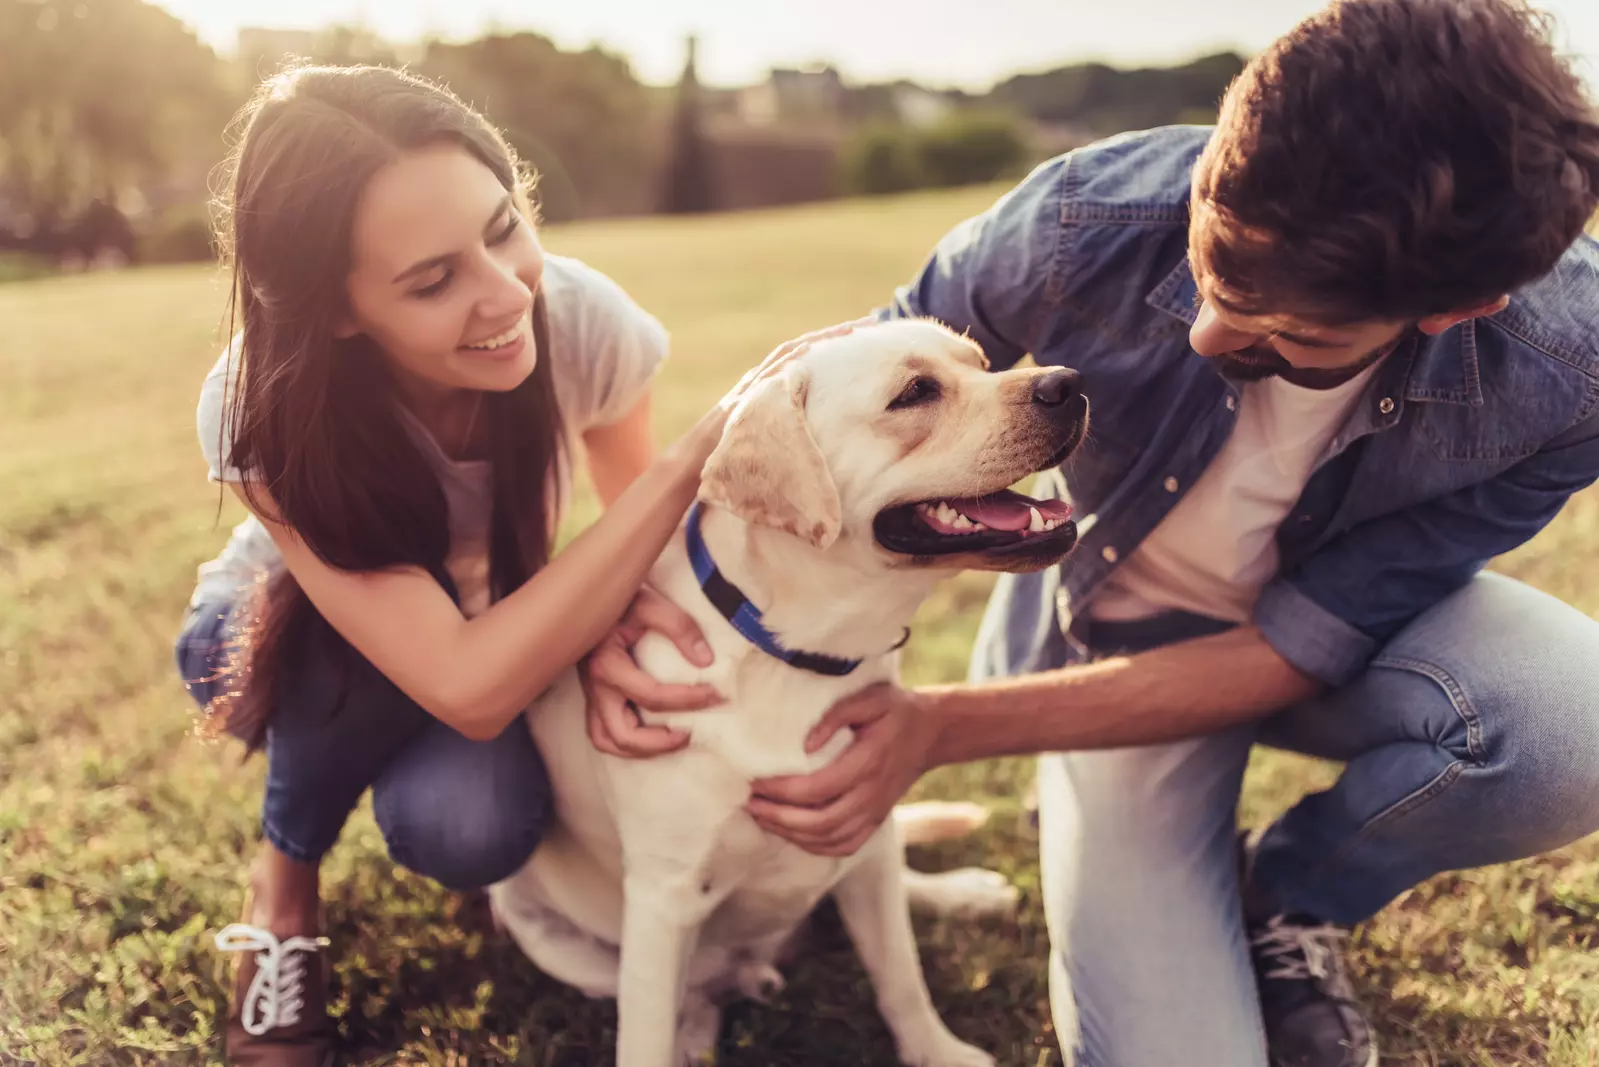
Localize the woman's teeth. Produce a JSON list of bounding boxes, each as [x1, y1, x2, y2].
[[463, 322, 523, 350]]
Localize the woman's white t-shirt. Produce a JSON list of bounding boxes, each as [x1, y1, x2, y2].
[[189, 254, 669, 617]]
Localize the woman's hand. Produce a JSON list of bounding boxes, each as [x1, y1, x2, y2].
[[677, 317, 877, 464], [583, 585, 725, 758], [720, 317, 876, 412]]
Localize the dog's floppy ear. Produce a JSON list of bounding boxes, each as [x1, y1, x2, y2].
[[700, 368, 842, 549]]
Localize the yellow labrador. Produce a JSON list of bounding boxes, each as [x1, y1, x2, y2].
[[490, 319, 1086, 1066]]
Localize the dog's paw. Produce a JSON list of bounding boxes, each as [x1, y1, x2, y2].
[[676, 993, 722, 1065], [733, 962, 785, 1004], [897, 1030, 996, 1067], [903, 866, 1019, 919]]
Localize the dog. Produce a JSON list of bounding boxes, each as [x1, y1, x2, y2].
[[489, 318, 1087, 1066]]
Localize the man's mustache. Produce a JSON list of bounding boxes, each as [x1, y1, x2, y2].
[[1209, 336, 1402, 390]]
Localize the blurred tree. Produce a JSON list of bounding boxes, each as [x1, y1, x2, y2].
[[987, 51, 1244, 135], [916, 111, 1030, 187], [659, 35, 715, 214], [841, 124, 923, 195], [0, 0, 229, 249], [841, 111, 1030, 196], [418, 32, 652, 221]]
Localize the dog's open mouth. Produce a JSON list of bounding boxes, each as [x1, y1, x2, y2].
[[873, 488, 1076, 557]]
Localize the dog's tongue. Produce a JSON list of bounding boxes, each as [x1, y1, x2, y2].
[[949, 493, 1072, 531]]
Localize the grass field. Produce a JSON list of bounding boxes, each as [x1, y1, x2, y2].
[[2, 183, 1598, 1067]]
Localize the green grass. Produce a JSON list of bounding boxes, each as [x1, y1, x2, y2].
[[0, 252, 56, 286], [1, 184, 1597, 1066]]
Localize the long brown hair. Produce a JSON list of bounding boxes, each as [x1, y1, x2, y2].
[[206, 64, 563, 751]]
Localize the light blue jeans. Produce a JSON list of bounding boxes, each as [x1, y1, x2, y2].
[[175, 596, 553, 891], [970, 571, 1599, 1067]]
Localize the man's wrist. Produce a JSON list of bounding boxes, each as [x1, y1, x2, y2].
[[909, 684, 964, 770]]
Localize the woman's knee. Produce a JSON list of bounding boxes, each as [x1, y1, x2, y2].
[[372, 721, 554, 890]]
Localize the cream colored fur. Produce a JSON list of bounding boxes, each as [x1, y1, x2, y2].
[[490, 320, 1079, 1067]]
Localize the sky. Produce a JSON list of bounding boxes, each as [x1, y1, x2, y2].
[[152, 0, 1599, 91]]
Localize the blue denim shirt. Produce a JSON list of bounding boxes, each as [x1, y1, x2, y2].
[[878, 125, 1599, 687]]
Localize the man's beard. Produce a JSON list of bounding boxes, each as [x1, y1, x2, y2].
[[1211, 332, 1406, 390]]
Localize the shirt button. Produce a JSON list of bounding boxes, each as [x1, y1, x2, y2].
[[1225, 395, 1238, 411], [1378, 397, 1396, 414], [1101, 546, 1119, 563], [1163, 476, 1180, 493]]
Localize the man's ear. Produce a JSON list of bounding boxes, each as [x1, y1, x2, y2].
[[1418, 295, 1510, 336], [699, 368, 842, 550]]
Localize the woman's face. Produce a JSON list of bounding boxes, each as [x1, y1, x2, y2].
[[339, 142, 543, 398]]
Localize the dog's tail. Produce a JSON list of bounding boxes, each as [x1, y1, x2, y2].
[[892, 800, 990, 845]]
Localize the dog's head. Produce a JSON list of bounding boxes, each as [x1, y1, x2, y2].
[[699, 319, 1087, 573]]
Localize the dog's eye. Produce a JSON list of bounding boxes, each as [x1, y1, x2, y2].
[[888, 376, 941, 410]]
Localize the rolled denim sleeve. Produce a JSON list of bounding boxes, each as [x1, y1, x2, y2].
[[875, 155, 1068, 371], [1255, 405, 1599, 686]]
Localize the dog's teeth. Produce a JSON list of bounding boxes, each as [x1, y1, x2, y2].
[[1028, 506, 1045, 533], [968, 521, 987, 532], [951, 515, 972, 529], [1044, 518, 1061, 530], [937, 503, 958, 524]]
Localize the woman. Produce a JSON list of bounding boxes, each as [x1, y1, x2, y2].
[[175, 63, 830, 1065]]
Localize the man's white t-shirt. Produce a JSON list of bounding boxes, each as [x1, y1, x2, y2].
[[189, 253, 669, 617], [1089, 363, 1380, 624]]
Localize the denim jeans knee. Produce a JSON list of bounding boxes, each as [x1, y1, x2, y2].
[[371, 715, 554, 891]]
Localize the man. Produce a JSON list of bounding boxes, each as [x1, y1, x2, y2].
[[589, 1, 1599, 1064]]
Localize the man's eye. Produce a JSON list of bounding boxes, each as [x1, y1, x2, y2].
[[489, 214, 521, 246], [888, 377, 941, 410]]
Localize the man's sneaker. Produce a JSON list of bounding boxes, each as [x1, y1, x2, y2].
[[215, 923, 338, 1066], [1248, 910, 1377, 1067]]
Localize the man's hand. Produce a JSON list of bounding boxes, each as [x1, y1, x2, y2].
[[745, 683, 940, 857], [583, 586, 724, 758]]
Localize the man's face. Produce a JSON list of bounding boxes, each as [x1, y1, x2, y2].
[[1189, 279, 1411, 390]]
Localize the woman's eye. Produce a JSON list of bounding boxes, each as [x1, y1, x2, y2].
[[888, 376, 941, 410], [413, 270, 452, 299]]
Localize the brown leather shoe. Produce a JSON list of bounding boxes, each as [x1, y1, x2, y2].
[[215, 923, 338, 1066]]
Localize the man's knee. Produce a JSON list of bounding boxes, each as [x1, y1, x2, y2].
[[1379, 573, 1599, 842]]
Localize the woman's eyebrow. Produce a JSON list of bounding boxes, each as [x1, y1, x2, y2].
[[391, 194, 514, 284]]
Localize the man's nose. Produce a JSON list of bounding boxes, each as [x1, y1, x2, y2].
[[1189, 302, 1260, 357]]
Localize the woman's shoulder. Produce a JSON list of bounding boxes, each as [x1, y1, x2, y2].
[[540, 254, 669, 429], [541, 254, 661, 340]]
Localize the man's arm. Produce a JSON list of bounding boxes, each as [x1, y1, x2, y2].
[[750, 405, 1599, 855], [744, 625, 1314, 856], [923, 623, 1317, 764]]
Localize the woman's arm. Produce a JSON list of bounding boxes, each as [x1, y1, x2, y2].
[[235, 411, 719, 741], [232, 324, 856, 743], [583, 392, 656, 507]]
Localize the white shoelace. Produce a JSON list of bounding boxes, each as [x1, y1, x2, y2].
[[215, 923, 329, 1036], [1250, 914, 1347, 982]]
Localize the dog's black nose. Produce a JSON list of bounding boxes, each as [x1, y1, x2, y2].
[[1032, 368, 1081, 407]]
